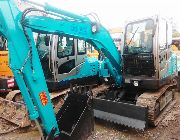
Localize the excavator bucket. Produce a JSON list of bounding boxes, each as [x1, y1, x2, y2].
[[94, 98, 148, 130], [56, 87, 94, 140]]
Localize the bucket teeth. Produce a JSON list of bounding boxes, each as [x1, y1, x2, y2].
[[93, 98, 147, 130], [94, 109, 146, 130]]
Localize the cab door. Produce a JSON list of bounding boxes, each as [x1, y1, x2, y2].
[[53, 35, 77, 81]]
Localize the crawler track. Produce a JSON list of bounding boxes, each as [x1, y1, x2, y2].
[[136, 84, 176, 126]]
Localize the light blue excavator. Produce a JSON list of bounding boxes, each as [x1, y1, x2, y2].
[[0, 0, 121, 139], [94, 16, 177, 130]]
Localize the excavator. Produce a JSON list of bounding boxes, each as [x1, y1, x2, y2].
[[0, 0, 177, 138], [0, 0, 121, 139], [94, 16, 177, 129]]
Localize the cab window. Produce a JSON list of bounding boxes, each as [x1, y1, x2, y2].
[[124, 19, 154, 54], [57, 36, 74, 58], [36, 34, 50, 59], [77, 39, 86, 55]]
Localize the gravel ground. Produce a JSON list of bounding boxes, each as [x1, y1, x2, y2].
[[0, 92, 180, 140]]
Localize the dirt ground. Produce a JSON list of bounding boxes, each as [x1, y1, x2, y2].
[[0, 92, 180, 140]]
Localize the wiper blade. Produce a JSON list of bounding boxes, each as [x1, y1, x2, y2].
[[127, 27, 139, 46]]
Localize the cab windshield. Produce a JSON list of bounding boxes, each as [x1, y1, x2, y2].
[[124, 19, 154, 54]]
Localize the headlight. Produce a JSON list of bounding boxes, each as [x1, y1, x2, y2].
[[133, 81, 139, 86], [92, 25, 97, 33]]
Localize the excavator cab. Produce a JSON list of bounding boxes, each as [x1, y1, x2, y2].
[[34, 33, 88, 90], [51, 35, 87, 82], [123, 16, 176, 89]]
